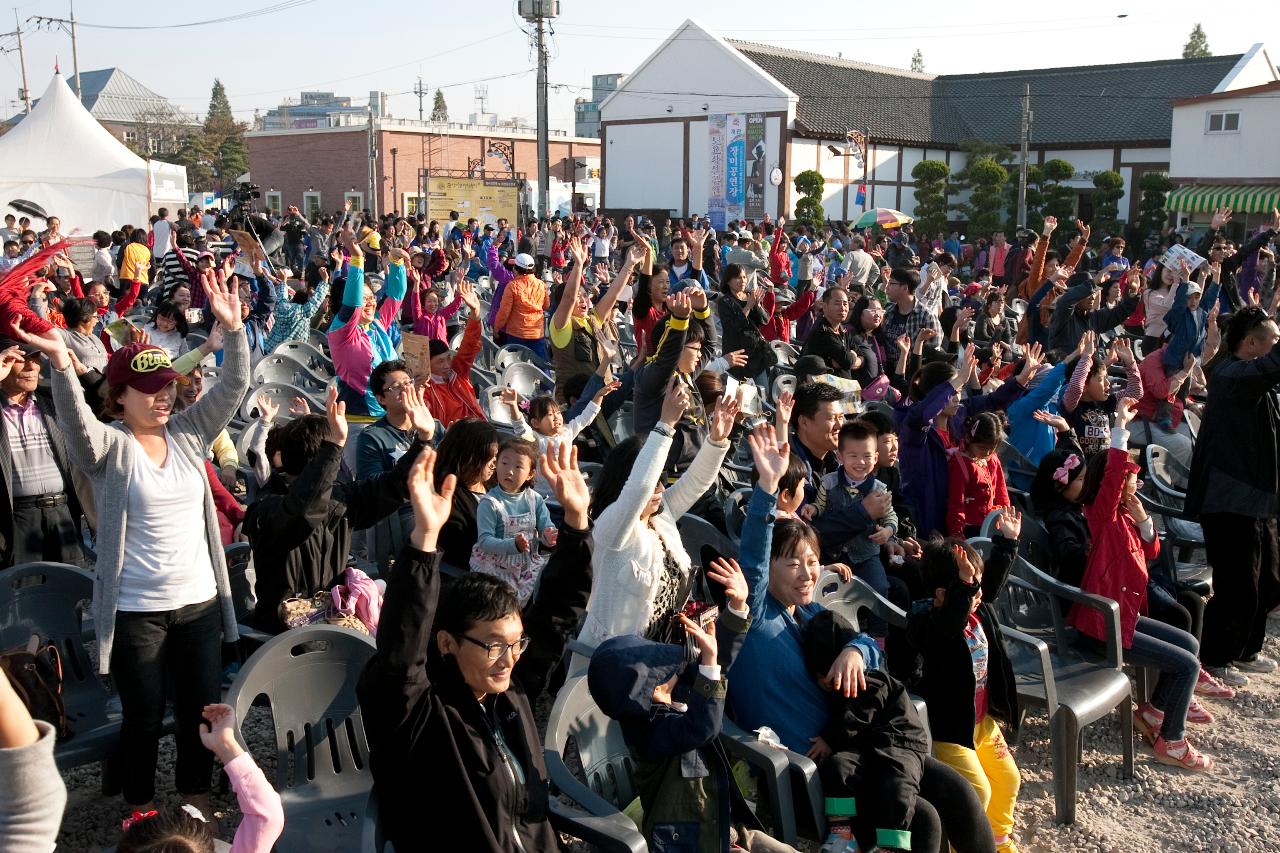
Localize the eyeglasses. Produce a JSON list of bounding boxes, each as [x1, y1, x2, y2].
[[382, 379, 414, 395], [459, 634, 531, 661]]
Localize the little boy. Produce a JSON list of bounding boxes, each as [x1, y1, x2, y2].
[[750, 451, 809, 520], [810, 422, 898, 633], [803, 610, 931, 853], [588, 560, 797, 853]]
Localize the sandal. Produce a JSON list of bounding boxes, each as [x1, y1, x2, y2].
[[1133, 703, 1163, 746], [1195, 668, 1235, 700], [1153, 736, 1214, 772], [1185, 698, 1215, 725]]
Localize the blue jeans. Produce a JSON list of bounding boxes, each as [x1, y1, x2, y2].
[[506, 335, 548, 362], [567, 368, 634, 422], [852, 554, 890, 637], [1126, 615, 1199, 741]]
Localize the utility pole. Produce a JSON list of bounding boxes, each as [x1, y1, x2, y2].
[[414, 77, 426, 122], [14, 11, 31, 113], [28, 3, 81, 104], [519, 0, 558, 220], [367, 104, 378, 220], [1017, 83, 1031, 229]]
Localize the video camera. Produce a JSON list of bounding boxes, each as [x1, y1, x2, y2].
[[229, 182, 262, 210]]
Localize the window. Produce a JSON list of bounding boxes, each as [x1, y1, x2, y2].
[[302, 191, 322, 221], [264, 192, 283, 215], [403, 194, 425, 216], [123, 130, 137, 144], [344, 192, 364, 214], [1206, 111, 1241, 133]]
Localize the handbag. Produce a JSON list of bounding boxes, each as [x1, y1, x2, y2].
[[0, 635, 70, 739]]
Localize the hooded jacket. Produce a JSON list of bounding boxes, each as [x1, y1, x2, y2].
[[422, 315, 485, 428], [588, 609, 756, 853], [357, 523, 593, 853]]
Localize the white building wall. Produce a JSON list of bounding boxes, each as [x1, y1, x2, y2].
[[687, 121, 709, 217], [1120, 147, 1170, 162], [1169, 94, 1280, 180], [603, 122, 684, 211]]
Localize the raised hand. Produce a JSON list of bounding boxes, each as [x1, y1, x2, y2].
[[204, 272, 244, 332], [724, 349, 748, 369], [0, 345, 23, 384], [1112, 336, 1136, 367], [708, 391, 741, 443], [567, 234, 588, 267], [9, 316, 69, 368], [775, 389, 794, 426], [1114, 397, 1137, 429], [289, 395, 312, 417], [679, 612, 718, 667], [540, 442, 590, 529], [706, 557, 749, 613], [324, 385, 348, 446], [1209, 207, 1233, 230], [996, 506, 1022, 540], [686, 286, 709, 313], [458, 279, 481, 314], [746, 423, 790, 495], [1042, 215, 1058, 236], [1075, 219, 1091, 244], [1032, 409, 1070, 432], [401, 383, 436, 439], [659, 375, 690, 426], [256, 392, 281, 423], [1018, 342, 1045, 383], [198, 703, 243, 764]]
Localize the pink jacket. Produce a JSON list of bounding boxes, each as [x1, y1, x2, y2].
[[406, 289, 462, 343]]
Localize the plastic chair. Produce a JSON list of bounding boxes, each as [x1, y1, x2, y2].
[[224, 625, 378, 853], [241, 383, 325, 422], [273, 340, 335, 375], [544, 673, 797, 849], [770, 373, 796, 405], [676, 514, 738, 564], [309, 328, 331, 354], [769, 339, 798, 367], [969, 538, 1134, 825], [502, 362, 556, 400], [0, 562, 148, 780], [1144, 444, 1189, 499], [978, 507, 1005, 539], [722, 487, 752, 545], [253, 354, 329, 393], [494, 343, 550, 375]]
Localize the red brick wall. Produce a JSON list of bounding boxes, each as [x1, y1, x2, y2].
[[247, 129, 369, 215]]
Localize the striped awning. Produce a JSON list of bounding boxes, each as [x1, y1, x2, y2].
[[1165, 184, 1280, 214]]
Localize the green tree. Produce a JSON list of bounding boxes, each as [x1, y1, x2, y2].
[[1004, 161, 1046, 233], [953, 157, 1009, 239], [203, 79, 248, 194], [910, 49, 925, 72], [1039, 158, 1077, 226], [1138, 171, 1173, 238], [431, 89, 449, 122], [1090, 170, 1126, 243], [1183, 24, 1211, 59], [950, 140, 1015, 233], [910, 159, 950, 237], [793, 169, 825, 228]]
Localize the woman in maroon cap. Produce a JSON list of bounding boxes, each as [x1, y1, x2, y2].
[[11, 275, 250, 819]]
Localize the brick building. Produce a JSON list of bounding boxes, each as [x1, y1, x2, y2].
[[246, 121, 600, 222]]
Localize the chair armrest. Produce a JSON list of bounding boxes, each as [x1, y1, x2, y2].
[[543, 749, 630, 823], [718, 729, 797, 844], [547, 799, 647, 853], [998, 624, 1059, 713], [722, 718, 824, 841], [1029, 573, 1123, 669], [1136, 491, 1190, 521]]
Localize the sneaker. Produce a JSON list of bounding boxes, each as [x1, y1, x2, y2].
[[1206, 665, 1250, 688], [1233, 653, 1277, 674], [1195, 668, 1235, 699], [1185, 698, 1215, 725]]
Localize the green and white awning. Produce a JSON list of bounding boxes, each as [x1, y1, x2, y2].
[[1165, 184, 1280, 214]]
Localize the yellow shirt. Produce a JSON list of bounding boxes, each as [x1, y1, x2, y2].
[[120, 242, 151, 283], [550, 310, 602, 350], [362, 229, 381, 251]]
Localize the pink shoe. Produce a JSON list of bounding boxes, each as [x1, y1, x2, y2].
[[1153, 736, 1214, 772], [1194, 668, 1235, 700], [1185, 698, 1215, 725], [1133, 702, 1164, 746]]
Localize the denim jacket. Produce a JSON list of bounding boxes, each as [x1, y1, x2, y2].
[[813, 468, 898, 565]]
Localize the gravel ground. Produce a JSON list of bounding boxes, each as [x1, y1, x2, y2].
[[53, 618, 1280, 852]]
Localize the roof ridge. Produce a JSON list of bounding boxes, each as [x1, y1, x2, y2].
[[938, 53, 1243, 82], [728, 38, 934, 81]]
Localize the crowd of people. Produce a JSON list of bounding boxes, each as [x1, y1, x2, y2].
[[0, 197, 1277, 853]]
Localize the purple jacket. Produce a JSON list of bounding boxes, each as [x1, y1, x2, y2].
[[483, 242, 515, 328], [893, 375, 1025, 538]]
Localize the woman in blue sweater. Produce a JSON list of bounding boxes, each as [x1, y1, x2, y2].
[[728, 426, 995, 853]]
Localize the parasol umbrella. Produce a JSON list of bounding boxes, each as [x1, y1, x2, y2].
[[853, 208, 913, 229], [8, 199, 50, 221]]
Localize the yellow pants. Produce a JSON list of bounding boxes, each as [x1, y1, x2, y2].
[[933, 714, 1021, 839]]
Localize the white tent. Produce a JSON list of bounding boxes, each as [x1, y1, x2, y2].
[[0, 73, 188, 232]]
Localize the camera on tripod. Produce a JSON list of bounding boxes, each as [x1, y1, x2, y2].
[[229, 182, 262, 209]]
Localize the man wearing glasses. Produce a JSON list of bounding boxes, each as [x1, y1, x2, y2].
[[0, 339, 86, 568]]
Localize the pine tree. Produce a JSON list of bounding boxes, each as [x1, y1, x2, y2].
[[203, 79, 248, 194], [910, 160, 950, 237], [431, 89, 449, 122], [1090, 171, 1126, 244], [910, 49, 925, 72], [1183, 24, 1211, 59], [793, 170, 826, 228], [1040, 159, 1078, 226]]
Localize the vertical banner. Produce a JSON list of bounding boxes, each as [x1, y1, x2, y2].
[[725, 113, 746, 227], [707, 113, 727, 231], [744, 112, 766, 220]]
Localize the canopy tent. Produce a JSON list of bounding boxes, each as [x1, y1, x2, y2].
[[1165, 184, 1280, 214], [0, 73, 187, 233]]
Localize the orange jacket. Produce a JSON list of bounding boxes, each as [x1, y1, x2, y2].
[[493, 273, 548, 340], [423, 316, 484, 427]]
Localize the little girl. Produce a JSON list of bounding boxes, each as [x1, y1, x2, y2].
[[144, 299, 189, 358], [1070, 401, 1215, 771], [470, 437, 558, 603], [118, 703, 284, 853], [1029, 441, 1090, 587], [945, 412, 1011, 538], [406, 263, 463, 342], [505, 381, 619, 497]]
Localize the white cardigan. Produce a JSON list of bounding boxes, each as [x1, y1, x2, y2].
[[578, 425, 730, 648]]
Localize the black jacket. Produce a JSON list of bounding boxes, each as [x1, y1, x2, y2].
[[244, 438, 424, 631], [1196, 226, 1277, 311], [800, 318, 860, 379], [588, 608, 756, 853], [906, 534, 1020, 749], [1186, 346, 1280, 519], [632, 310, 719, 476], [1043, 504, 1090, 588], [440, 487, 482, 570], [716, 294, 775, 381], [358, 525, 593, 853], [0, 387, 83, 568]]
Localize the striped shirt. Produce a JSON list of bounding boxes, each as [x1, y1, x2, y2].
[[2, 396, 63, 498], [158, 248, 199, 294], [264, 280, 329, 353]]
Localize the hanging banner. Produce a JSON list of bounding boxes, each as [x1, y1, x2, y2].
[[725, 113, 746, 227], [745, 112, 766, 220], [707, 114, 727, 231]]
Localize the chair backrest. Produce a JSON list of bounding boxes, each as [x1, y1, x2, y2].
[[967, 538, 1070, 650], [254, 354, 329, 392], [449, 329, 466, 354], [770, 373, 796, 405], [308, 328, 331, 354], [816, 572, 906, 630], [241, 383, 324, 422], [722, 487, 752, 544], [677, 514, 737, 565], [502, 362, 555, 400], [998, 440, 1038, 484], [1018, 515, 1055, 577], [224, 625, 377, 799], [1144, 444, 1187, 497], [544, 675, 640, 810], [978, 508, 1005, 539], [482, 387, 519, 425], [494, 344, 547, 375], [770, 339, 797, 367], [273, 340, 334, 374]]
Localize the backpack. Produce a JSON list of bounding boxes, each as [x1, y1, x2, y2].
[[0, 635, 69, 739]]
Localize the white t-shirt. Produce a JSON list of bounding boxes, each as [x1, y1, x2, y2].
[[152, 219, 173, 258], [592, 236, 611, 258], [116, 432, 217, 612]]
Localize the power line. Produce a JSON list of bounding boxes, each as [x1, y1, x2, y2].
[[65, 0, 320, 30]]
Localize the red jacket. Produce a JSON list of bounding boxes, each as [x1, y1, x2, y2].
[[945, 450, 1010, 537], [1069, 446, 1160, 648], [768, 233, 792, 285], [760, 287, 816, 343], [423, 316, 484, 428]]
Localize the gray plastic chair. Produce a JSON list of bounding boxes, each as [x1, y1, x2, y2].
[[721, 487, 752, 545], [309, 328, 331, 354], [770, 373, 796, 405], [273, 340, 335, 375], [240, 383, 325, 422], [502, 362, 556, 400], [225, 624, 378, 853], [544, 673, 796, 849], [676, 513, 738, 563], [224, 543, 274, 648], [978, 507, 1005, 539], [969, 538, 1134, 825], [769, 339, 798, 367], [254, 354, 330, 393], [494, 343, 551, 375]]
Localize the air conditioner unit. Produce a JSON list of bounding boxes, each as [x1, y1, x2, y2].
[[518, 0, 559, 20]]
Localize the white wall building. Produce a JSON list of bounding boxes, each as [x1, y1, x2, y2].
[[600, 21, 1276, 233]]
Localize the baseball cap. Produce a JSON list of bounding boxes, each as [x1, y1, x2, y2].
[[105, 344, 188, 394], [0, 336, 40, 357], [1186, 282, 1203, 296], [514, 252, 536, 270], [428, 338, 451, 359]]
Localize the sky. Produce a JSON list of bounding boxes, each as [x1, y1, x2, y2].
[[2, 1, 1278, 132]]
